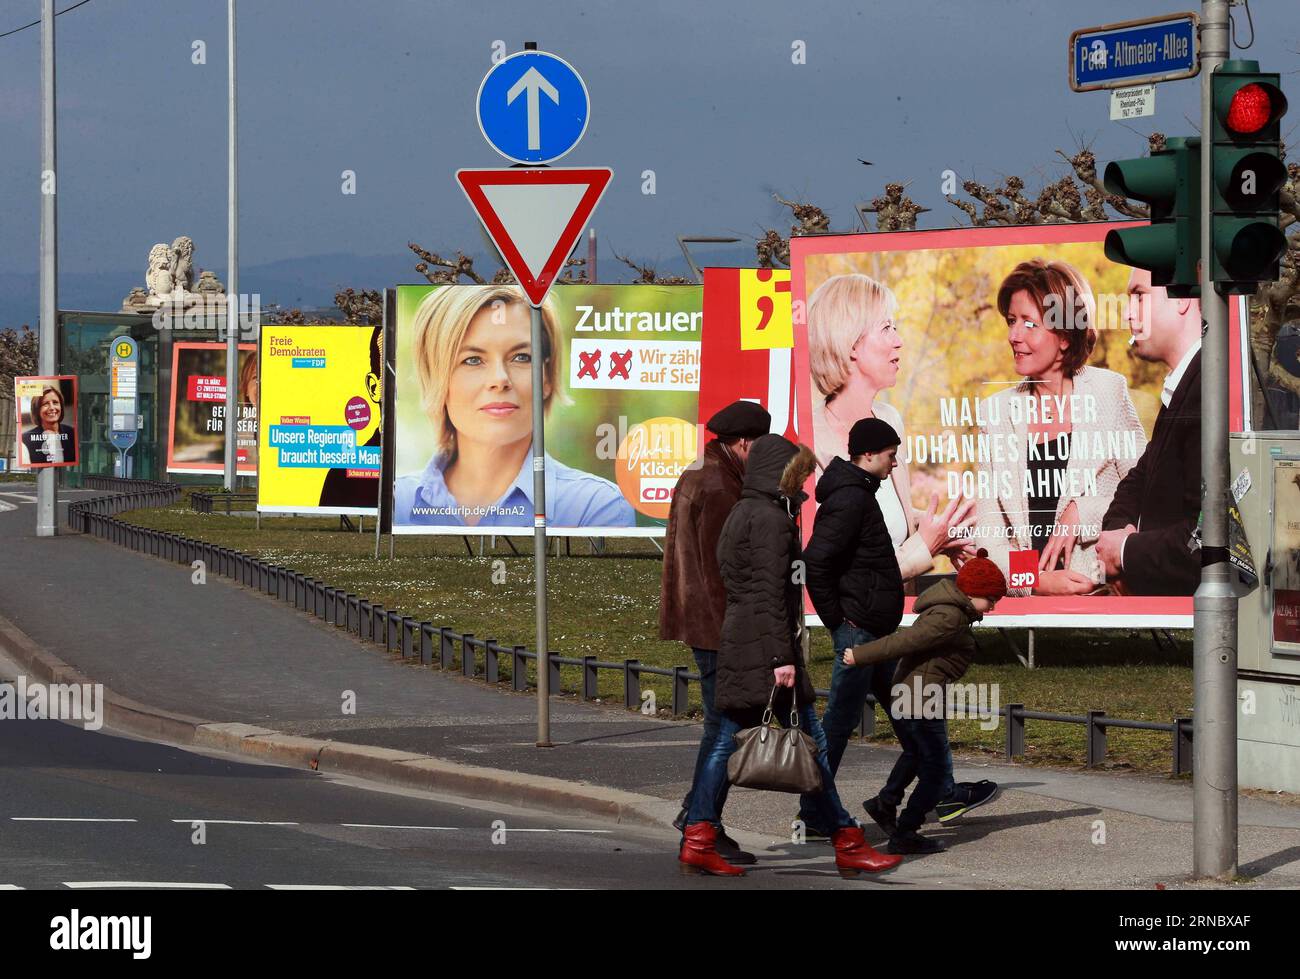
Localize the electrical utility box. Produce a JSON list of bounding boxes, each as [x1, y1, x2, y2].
[[1231, 432, 1300, 792]]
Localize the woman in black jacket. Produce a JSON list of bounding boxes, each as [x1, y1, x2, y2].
[[677, 434, 902, 879]]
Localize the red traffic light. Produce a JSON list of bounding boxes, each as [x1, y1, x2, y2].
[[1227, 83, 1273, 134]]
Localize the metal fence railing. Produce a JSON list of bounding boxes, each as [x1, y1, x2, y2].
[[67, 477, 183, 532], [68, 478, 1195, 777], [190, 491, 258, 515]]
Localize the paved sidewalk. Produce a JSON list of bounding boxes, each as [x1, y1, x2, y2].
[[2, 496, 1299, 888]]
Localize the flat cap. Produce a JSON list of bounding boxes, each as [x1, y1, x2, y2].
[[706, 400, 771, 439]]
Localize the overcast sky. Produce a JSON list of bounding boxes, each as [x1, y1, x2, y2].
[[0, 0, 1296, 283]]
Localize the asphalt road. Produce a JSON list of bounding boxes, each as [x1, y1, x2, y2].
[[0, 482, 893, 891], [0, 718, 884, 891]]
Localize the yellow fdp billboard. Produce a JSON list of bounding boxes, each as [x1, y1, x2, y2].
[[257, 324, 382, 514]]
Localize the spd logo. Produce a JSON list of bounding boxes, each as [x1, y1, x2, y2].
[[1008, 549, 1038, 590]]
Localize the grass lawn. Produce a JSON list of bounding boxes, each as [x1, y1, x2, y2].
[[119, 488, 1193, 774]]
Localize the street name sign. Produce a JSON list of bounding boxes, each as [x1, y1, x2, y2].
[[1070, 13, 1199, 92], [456, 167, 612, 307], [477, 50, 590, 164]]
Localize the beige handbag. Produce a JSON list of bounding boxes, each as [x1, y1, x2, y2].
[[727, 683, 824, 794]]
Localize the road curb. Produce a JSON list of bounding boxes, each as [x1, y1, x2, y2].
[[0, 608, 676, 830]]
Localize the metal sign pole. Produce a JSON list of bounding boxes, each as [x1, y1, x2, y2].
[[467, 39, 602, 748], [1193, 0, 1237, 880], [532, 303, 551, 747], [36, 0, 58, 537]]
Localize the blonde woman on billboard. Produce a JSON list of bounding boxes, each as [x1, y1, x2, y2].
[[809, 273, 974, 582], [973, 259, 1146, 595], [394, 285, 635, 528]]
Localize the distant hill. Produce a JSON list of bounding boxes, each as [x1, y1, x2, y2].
[[0, 244, 758, 326]]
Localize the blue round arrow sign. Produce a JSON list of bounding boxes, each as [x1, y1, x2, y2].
[[476, 50, 590, 165]]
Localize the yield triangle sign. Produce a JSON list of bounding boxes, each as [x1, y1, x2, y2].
[[456, 167, 612, 306]]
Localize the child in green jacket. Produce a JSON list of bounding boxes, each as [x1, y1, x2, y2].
[[842, 549, 1007, 854]]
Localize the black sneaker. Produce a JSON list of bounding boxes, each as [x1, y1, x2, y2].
[[862, 797, 898, 837], [716, 828, 757, 866], [935, 779, 999, 823], [887, 830, 946, 855]]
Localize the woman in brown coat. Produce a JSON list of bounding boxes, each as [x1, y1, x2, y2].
[[677, 434, 902, 879]]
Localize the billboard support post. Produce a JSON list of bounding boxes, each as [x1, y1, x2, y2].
[[532, 302, 552, 747], [1193, 0, 1237, 881], [37, 0, 57, 537]]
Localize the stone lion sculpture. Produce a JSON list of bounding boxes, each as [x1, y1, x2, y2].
[[145, 243, 174, 299], [170, 236, 194, 294]]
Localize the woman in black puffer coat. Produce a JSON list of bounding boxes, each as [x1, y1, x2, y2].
[[678, 434, 902, 879]]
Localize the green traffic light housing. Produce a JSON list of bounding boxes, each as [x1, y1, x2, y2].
[[1103, 136, 1201, 298], [1210, 60, 1289, 293]]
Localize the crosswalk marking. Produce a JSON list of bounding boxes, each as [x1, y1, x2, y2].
[[501, 828, 612, 834], [11, 817, 139, 823], [62, 882, 234, 889], [8, 817, 611, 833], [170, 819, 299, 826], [265, 885, 416, 890]]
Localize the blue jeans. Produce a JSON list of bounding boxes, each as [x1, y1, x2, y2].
[[686, 699, 853, 832], [880, 717, 954, 833], [798, 622, 897, 827], [680, 648, 730, 824]]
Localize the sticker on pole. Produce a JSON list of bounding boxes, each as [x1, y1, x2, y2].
[[477, 50, 590, 165], [456, 167, 612, 307]]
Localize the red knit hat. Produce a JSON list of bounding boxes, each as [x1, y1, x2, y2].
[[956, 548, 1008, 600]]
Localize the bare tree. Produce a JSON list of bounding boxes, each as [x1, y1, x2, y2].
[[261, 305, 307, 325], [1253, 160, 1300, 396], [333, 288, 383, 325], [397, 127, 1298, 400], [862, 182, 930, 232], [755, 228, 790, 269], [0, 325, 38, 383], [930, 132, 1300, 402], [408, 242, 490, 284], [611, 249, 692, 285], [408, 241, 587, 285]]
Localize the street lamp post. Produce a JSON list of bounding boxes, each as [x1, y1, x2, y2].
[[223, 0, 239, 490], [1194, 0, 1238, 881], [36, 0, 58, 536]]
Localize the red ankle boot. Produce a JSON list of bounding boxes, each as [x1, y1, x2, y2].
[[679, 822, 746, 877], [832, 825, 903, 877]]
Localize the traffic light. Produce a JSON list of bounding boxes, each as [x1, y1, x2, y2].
[[1103, 136, 1201, 298], [1210, 59, 1289, 293]]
